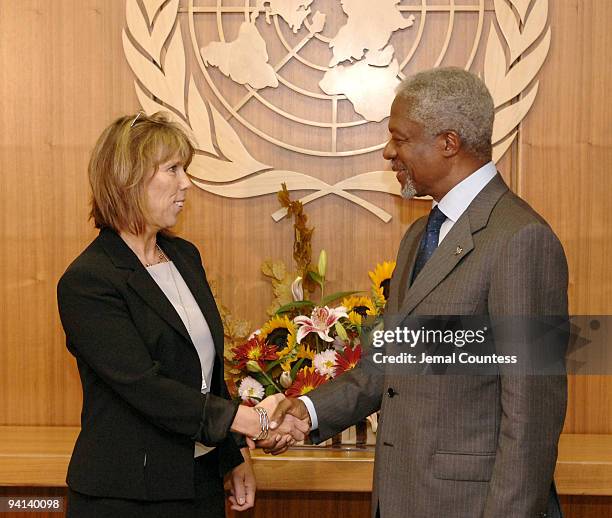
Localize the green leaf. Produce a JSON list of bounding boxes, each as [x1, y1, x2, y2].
[[320, 290, 363, 306], [308, 270, 324, 286], [275, 300, 315, 314], [265, 384, 280, 397], [290, 357, 306, 379], [264, 359, 283, 370]]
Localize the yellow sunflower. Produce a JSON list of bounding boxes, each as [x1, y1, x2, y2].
[[369, 261, 396, 305], [341, 295, 377, 326], [259, 315, 297, 350], [371, 285, 386, 308], [297, 344, 315, 360], [259, 315, 298, 370], [279, 339, 315, 372], [259, 315, 298, 371], [280, 358, 294, 372]]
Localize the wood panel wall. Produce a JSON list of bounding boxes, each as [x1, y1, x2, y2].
[[518, 0, 612, 434], [0, 0, 609, 454]]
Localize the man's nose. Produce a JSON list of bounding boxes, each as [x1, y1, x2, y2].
[[383, 140, 396, 160]]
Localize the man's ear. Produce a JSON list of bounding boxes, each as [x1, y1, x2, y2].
[[438, 130, 461, 157]]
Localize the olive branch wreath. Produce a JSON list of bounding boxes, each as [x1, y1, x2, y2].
[[123, 0, 550, 222]]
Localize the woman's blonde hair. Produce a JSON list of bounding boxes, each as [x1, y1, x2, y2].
[[88, 111, 195, 234]]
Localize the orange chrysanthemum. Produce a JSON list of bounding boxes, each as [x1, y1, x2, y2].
[[334, 345, 362, 377], [232, 336, 278, 370], [285, 366, 327, 397]]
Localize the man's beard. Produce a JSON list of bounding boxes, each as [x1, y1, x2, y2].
[[400, 175, 417, 199]]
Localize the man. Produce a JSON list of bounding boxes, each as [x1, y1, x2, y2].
[[267, 67, 568, 518]]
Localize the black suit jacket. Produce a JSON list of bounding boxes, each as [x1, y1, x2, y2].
[[57, 228, 243, 500]]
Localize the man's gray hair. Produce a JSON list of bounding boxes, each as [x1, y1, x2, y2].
[[395, 67, 495, 161]]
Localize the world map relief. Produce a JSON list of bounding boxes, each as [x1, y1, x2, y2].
[[328, 0, 413, 67], [319, 49, 401, 122], [253, 0, 314, 33], [201, 22, 278, 89], [200, 0, 413, 122]]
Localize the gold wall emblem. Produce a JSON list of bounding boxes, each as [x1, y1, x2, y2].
[[123, 0, 550, 221]]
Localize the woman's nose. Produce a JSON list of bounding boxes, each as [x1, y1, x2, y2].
[[179, 169, 192, 190]]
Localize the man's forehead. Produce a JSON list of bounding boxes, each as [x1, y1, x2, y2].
[[388, 98, 418, 131]]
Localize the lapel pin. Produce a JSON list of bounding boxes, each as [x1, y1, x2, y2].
[[454, 246, 463, 256]]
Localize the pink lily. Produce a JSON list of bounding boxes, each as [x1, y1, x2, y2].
[[294, 306, 348, 344]]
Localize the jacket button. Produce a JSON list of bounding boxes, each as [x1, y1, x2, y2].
[[387, 388, 397, 398]]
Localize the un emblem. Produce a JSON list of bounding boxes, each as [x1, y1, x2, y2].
[[123, 0, 550, 222]]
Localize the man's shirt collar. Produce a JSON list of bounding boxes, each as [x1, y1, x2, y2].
[[433, 161, 497, 222]]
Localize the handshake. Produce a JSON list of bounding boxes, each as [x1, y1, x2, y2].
[[235, 394, 311, 455]]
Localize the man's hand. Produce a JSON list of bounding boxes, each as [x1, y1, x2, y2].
[[270, 397, 311, 429], [258, 397, 311, 455], [257, 413, 309, 454], [246, 394, 310, 454], [255, 393, 286, 418], [226, 448, 256, 511]]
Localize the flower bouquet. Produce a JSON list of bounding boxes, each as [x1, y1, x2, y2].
[[223, 185, 395, 447]]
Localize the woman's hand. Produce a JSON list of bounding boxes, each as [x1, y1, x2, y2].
[[230, 393, 309, 451], [252, 394, 310, 452], [258, 413, 309, 454], [226, 448, 256, 511]]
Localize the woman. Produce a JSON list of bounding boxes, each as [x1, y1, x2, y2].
[[57, 112, 306, 517]]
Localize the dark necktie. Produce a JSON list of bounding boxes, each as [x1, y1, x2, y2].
[[411, 206, 447, 283]]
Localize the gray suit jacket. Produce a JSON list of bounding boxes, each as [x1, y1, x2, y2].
[[308, 175, 568, 518]]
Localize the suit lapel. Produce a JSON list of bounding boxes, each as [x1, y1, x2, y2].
[[389, 174, 509, 325], [159, 239, 227, 395], [97, 228, 192, 344], [98, 228, 221, 350], [127, 267, 193, 344], [387, 219, 425, 314], [158, 237, 225, 360], [400, 216, 474, 315], [97, 228, 229, 397]]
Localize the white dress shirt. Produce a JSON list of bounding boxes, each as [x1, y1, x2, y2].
[[300, 161, 498, 431], [435, 160, 497, 243]]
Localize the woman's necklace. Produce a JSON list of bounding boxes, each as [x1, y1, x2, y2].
[[144, 244, 168, 267], [154, 245, 192, 335]]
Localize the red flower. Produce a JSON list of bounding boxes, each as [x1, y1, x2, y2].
[[232, 336, 278, 370], [285, 367, 327, 397], [334, 345, 362, 377]]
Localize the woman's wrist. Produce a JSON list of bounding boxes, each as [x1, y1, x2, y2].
[[250, 407, 270, 441], [231, 405, 266, 439]]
